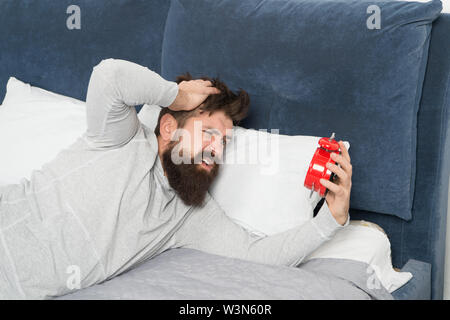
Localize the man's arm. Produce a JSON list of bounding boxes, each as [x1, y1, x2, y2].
[[85, 58, 179, 149], [172, 141, 352, 267], [172, 193, 349, 267]]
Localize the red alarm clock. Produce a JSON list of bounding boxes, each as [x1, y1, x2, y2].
[[304, 133, 341, 198]]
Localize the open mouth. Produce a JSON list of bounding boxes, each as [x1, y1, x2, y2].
[[200, 157, 214, 171]]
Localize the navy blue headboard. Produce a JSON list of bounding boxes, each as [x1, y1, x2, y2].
[[0, 0, 448, 299], [0, 0, 171, 102]]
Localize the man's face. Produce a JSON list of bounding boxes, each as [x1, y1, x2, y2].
[[161, 110, 233, 206]]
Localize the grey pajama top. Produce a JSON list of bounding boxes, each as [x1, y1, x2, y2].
[[0, 58, 347, 299]]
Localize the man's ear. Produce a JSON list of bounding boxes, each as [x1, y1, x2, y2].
[[159, 113, 178, 141]]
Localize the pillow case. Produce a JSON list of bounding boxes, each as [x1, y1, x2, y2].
[[305, 221, 413, 293], [209, 126, 350, 236], [0, 78, 86, 186], [161, 0, 443, 220]]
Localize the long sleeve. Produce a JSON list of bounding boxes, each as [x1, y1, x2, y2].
[[85, 58, 179, 149], [172, 193, 349, 267]]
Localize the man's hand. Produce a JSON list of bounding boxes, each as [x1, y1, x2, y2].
[[319, 141, 352, 225], [168, 79, 221, 111]]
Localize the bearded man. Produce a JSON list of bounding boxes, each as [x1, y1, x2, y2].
[[0, 58, 352, 299]]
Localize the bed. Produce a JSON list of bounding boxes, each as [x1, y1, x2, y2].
[[0, 0, 449, 300]]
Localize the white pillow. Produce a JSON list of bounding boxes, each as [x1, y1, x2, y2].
[[2, 76, 85, 106], [0, 80, 161, 187], [305, 221, 413, 293], [209, 127, 350, 236], [0, 78, 86, 186]]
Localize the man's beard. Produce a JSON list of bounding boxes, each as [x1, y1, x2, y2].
[[161, 142, 220, 207]]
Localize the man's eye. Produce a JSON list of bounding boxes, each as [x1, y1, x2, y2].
[[202, 130, 212, 137]]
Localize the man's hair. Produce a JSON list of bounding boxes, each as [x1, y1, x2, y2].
[[154, 72, 250, 137]]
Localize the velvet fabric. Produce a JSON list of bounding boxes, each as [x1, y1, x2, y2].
[[392, 259, 432, 300], [0, 0, 171, 103], [352, 13, 450, 300]]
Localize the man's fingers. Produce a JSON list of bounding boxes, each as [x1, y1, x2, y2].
[[193, 79, 209, 84], [190, 80, 220, 94], [194, 79, 216, 87], [196, 85, 220, 95], [331, 152, 352, 176], [326, 162, 348, 184], [203, 87, 221, 94], [338, 141, 351, 162], [319, 179, 342, 195], [202, 80, 213, 86]]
